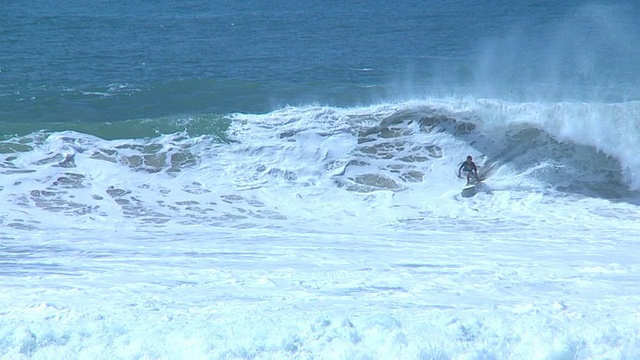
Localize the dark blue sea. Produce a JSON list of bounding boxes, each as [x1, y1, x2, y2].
[[3, 1, 638, 125]]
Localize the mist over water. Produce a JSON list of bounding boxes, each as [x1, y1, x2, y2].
[[462, 3, 640, 102]]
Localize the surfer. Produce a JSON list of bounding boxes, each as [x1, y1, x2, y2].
[[458, 155, 479, 185]]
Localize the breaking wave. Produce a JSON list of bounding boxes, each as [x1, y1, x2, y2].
[[0, 97, 638, 230]]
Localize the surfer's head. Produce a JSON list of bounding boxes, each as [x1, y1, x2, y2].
[[466, 155, 472, 161]]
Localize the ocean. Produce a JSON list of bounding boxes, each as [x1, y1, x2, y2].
[[1, 1, 640, 359]]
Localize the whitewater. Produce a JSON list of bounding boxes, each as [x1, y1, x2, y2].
[[1, 97, 639, 359]]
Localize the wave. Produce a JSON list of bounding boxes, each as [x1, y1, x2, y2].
[[369, 99, 639, 197], [0, 97, 638, 230], [227, 98, 640, 195]]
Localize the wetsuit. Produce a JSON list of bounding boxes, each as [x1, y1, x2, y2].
[[459, 161, 478, 182]]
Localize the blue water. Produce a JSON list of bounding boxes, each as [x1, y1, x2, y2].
[[3, 1, 639, 125], [2, 2, 640, 358]]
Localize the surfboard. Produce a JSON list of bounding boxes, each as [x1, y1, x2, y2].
[[461, 184, 477, 197], [461, 180, 480, 197]]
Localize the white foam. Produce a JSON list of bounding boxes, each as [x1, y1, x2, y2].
[[1, 228, 640, 358], [1, 100, 640, 357]]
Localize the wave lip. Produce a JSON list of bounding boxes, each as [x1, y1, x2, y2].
[[472, 99, 640, 192]]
